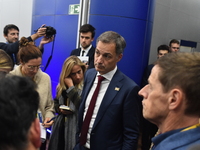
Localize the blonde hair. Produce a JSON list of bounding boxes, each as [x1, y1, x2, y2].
[[0, 49, 13, 70], [56, 56, 86, 98]]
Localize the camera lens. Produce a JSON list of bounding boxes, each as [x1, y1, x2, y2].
[[45, 26, 56, 38]]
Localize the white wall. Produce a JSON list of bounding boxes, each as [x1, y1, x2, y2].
[[149, 0, 200, 64], [0, 0, 33, 42]]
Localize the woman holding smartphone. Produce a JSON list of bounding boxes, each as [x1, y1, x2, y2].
[[49, 55, 86, 150]]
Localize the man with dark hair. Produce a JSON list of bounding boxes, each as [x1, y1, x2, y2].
[[169, 39, 180, 52], [0, 76, 41, 150], [141, 44, 169, 87], [0, 24, 54, 65], [74, 31, 141, 150], [157, 44, 169, 58], [70, 24, 96, 69], [139, 52, 200, 150], [3, 24, 19, 43]]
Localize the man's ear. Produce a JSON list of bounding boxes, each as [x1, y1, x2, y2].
[[168, 88, 184, 110], [4, 34, 7, 39], [117, 53, 123, 62], [29, 118, 41, 148]]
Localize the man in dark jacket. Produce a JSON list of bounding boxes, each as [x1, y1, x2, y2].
[[0, 24, 53, 65], [70, 24, 96, 69]]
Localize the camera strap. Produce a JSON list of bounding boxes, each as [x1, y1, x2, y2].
[[44, 35, 56, 71]]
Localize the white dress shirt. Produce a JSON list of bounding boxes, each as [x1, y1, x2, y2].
[[84, 66, 117, 148], [80, 44, 92, 56]]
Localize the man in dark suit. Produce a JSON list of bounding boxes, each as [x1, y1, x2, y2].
[[70, 24, 95, 69], [74, 31, 141, 150]]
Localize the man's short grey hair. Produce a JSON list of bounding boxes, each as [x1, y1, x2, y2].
[[96, 31, 126, 55]]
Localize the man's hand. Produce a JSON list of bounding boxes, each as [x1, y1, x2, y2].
[[36, 27, 46, 37], [31, 24, 47, 41], [38, 36, 54, 50]]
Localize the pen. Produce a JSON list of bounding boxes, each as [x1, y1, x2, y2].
[[37, 111, 43, 123]]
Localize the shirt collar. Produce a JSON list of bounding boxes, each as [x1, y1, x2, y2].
[[80, 44, 92, 56], [152, 128, 184, 149], [97, 66, 117, 81]]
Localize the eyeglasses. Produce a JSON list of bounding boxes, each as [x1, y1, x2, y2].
[[27, 65, 43, 71]]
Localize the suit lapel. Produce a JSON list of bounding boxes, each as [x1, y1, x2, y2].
[[78, 48, 81, 56], [92, 69, 124, 129], [87, 46, 95, 57], [79, 70, 97, 121]]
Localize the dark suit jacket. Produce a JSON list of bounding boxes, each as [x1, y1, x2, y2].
[[74, 68, 141, 150], [0, 36, 34, 65], [140, 63, 158, 150], [70, 46, 95, 69], [141, 64, 154, 87], [0, 41, 19, 64]]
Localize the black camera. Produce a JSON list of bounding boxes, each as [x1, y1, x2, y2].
[[34, 25, 56, 38], [45, 26, 56, 38]]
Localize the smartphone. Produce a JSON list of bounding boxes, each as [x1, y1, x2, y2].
[[59, 105, 73, 112]]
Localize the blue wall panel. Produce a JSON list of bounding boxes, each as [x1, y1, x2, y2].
[[89, 0, 155, 85], [90, 0, 150, 21], [44, 15, 79, 96], [32, 0, 80, 96], [32, 15, 56, 65], [32, 0, 155, 96], [32, 0, 56, 16], [89, 15, 147, 84]]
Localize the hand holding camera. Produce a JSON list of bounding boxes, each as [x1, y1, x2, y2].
[[35, 24, 56, 38]]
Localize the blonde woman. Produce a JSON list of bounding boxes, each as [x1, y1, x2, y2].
[[0, 49, 13, 78], [49, 55, 86, 150]]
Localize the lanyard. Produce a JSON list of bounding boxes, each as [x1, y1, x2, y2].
[[181, 123, 200, 132]]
